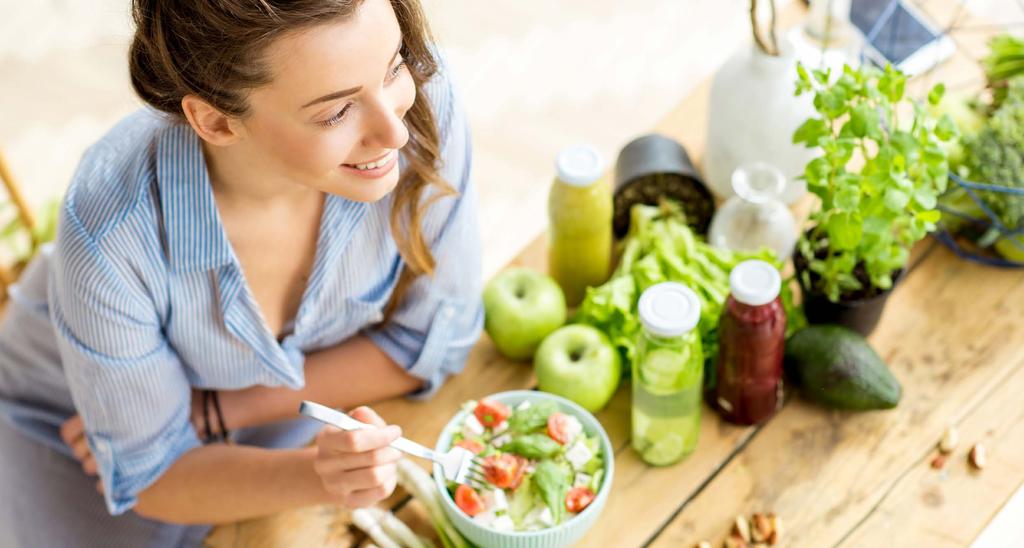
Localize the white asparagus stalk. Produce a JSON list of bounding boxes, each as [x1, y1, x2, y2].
[[352, 508, 401, 548], [396, 459, 468, 548], [366, 507, 433, 548]]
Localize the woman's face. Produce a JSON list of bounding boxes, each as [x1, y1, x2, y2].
[[237, 0, 415, 203]]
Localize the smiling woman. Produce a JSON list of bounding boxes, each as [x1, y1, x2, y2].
[[0, 0, 483, 546]]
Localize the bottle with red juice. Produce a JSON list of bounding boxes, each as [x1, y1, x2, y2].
[[714, 259, 787, 425]]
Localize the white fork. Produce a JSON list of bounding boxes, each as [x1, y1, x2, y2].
[[299, 400, 486, 487]]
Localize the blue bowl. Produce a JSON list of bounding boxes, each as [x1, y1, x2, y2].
[[433, 390, 614, 548]]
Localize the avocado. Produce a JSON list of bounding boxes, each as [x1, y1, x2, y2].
[[784, 325, 902, 410]]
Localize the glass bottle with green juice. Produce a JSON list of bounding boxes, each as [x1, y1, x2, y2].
[[548, 144, 613, 307], [632, 282, 704, 466]]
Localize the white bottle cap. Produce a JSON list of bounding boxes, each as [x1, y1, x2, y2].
[[729, 260, 782, 306], [556, 144, 604, 187], [638, 282, 701, 338]]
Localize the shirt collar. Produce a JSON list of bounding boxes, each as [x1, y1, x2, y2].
[[155, 123, 234, 273], [154, 123, 371, 277]]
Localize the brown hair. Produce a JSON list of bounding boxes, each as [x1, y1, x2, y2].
[[129, 0, 455, 319]]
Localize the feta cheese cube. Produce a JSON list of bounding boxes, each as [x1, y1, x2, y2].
[[515, 400, 531, 411], [482, 489, 508, 512], [565, 440, 594, 470], [523, 505, 552, 528], [562, 415, 584, 443], [538, 506, 555, 527], [491, 515, 515, 532], [473, 510, 497, 528], [462, 414, 485, 439], [491, 433, 512, 448], [574, 472, 593, 488], [493, 420, 510, 435]]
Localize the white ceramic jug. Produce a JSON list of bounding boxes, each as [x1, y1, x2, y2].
[[705, 37, 818, 204]]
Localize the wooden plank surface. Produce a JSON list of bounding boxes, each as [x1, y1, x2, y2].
[[838, 339, 1024, 548], [205, 1, 1024, 546], [649, 243, 1024, 547]]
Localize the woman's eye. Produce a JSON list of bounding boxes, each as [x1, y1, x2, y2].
[[318, 102, 353, 128], [389, 59, 407, 80]]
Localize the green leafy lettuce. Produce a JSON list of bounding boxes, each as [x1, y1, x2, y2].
[[531, 460, 570, 525], [573, 200, 804, 387]]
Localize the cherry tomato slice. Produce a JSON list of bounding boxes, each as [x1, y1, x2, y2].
[[507, 455, 528, 490], [454, 439, 484, 454], [547, 412, 575, 445], [481, 454, 523, 489], [455, 484, 485, 517], [565, 486, 596, 513], [474, 398, 511, 428]]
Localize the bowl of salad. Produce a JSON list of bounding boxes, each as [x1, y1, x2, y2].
[[433, 390, 614, 548]]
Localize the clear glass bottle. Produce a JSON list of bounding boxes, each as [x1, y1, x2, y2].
[[632, 282, 703, 466], [708, 162, 797, 260], [548, 144, 613, 307], [714, 260, 787, 425]]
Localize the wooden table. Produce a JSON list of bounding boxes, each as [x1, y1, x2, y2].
[[207, 2, 1024, 546]]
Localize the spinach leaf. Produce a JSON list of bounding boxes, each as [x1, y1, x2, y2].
[[508, 401, 558, 434], [532, 460, 570, 525], [502, 434, 562, 459]]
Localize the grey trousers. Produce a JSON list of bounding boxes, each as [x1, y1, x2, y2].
[[0, 413, 321, 548]]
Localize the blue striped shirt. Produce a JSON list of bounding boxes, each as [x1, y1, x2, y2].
[[0, 62, 483, 516]]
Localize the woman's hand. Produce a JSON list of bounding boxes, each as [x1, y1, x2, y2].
[[60, 415, 98, 476], [61, 415, 106, 494], [62, 389, 212, 481], [312, 406, 403, 509]]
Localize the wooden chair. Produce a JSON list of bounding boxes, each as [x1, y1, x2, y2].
[[0, 148, 40, 305]]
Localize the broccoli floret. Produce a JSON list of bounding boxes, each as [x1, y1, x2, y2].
[[962, 76, 1024, 234]]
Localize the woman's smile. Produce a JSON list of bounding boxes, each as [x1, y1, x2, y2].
[[341, 149, 399, 179]]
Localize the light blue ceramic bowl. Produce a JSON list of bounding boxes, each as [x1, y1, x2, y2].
[[433, 390, 614, 548]]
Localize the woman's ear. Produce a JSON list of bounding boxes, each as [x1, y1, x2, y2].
[[181, 95, 245, 146]]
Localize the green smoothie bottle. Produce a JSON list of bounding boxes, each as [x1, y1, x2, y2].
[[548, 144, 613, 307], [632, 282, 704, 466]]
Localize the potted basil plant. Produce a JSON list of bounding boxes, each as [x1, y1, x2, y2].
[[791, 63, 957, 336]]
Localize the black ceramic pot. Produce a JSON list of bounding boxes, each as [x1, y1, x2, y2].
[[793, 247, 902, 338], [613, 134, 716, 238]]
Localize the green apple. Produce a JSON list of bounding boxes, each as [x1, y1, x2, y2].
[[534, 324, 622, 412], [483, 268, 567, 361]]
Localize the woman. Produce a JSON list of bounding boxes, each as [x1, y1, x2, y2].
[[0, 0, 482, 545]]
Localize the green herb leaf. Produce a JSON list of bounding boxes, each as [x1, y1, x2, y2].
[[883, 188, 911, 212], [508, 401, 559, 434], [502, 434, 563, 459], [935, 113, 958, 141], [826, 212, 863, 251], [533, 460, 570, 525], [793, 118, 830, 147], [928, 83, 946, 106], [849, 103, 881, 138]]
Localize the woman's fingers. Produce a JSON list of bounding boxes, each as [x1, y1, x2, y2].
[[343, 482, 397, 509], [314, 445, 402, 476], [71, 435, 91, 462], [316, 423, 401, 454], [82, 455, 98, 476], [61, 415, 99, 477], [318, 464, 398, 508], [349, 406, 386, 428], [59, 415, 84, 447], [338, 463, 397, 493], [312, 407, 402, 509]]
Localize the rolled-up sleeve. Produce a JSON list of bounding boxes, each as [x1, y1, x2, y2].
[[365, 61, 484, 398], [50, 203, 198, 515]]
